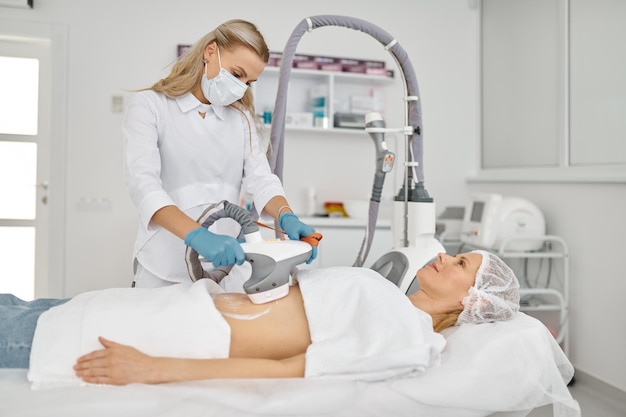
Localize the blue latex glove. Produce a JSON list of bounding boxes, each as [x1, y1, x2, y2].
[[279, 213, 318, 264], [184, 227, 245, 267]]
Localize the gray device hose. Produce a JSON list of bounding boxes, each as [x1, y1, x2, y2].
[[269, 15, 424, 186], [185, 200, 259, 283]]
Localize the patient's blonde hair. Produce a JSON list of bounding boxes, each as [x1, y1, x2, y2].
[[146, 19, 269, 139], [432, 312, 461, 333]]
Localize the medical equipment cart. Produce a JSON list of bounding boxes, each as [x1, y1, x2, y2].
[[495, 235, 570, 357]]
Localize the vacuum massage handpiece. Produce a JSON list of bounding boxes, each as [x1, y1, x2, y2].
[[352, 112, 397, 268], [185, 201, 322, 304], [365, 112, 395, 202], [241, 234, 311, 304]]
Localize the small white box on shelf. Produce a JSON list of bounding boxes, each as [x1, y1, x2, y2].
[[285, 112, 314, 128]]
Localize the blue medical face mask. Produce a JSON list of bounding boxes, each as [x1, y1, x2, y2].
[[201, 47, 248, 106]]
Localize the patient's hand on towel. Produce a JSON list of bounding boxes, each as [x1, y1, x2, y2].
[[74, 336, 307, 385], [74, 336, 158, 385]]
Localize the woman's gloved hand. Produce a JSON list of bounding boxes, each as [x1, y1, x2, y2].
[[184, 227, 246, 267], [279, 213, 318, 264]]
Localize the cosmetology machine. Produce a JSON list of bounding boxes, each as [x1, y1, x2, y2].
[[268, 15, 444, 294], [185, 200, 322, 304], [460, 193, 546, 252]]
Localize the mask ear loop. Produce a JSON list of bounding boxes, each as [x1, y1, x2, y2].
[[203, 45, 222, 77], [202, 59, 208, 78]]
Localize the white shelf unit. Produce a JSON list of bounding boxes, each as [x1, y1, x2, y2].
[[252, 66, 395, 134], [495, 235, 570, 357]]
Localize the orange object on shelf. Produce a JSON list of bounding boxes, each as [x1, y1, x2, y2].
[[324, 201, 348, 217]]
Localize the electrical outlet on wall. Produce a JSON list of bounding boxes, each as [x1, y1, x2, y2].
[[111, 95, 124, 113]]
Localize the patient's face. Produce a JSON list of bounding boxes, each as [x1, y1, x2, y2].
[[416, 252, 482, 307]]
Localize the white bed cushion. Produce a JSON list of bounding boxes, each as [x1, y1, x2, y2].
[[389, 312, 579, 416]]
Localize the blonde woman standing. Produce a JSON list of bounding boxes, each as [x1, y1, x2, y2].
[[123, 19, 316, 288]]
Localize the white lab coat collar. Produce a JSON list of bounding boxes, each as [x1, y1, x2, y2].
[[176, 92, 225, 120]]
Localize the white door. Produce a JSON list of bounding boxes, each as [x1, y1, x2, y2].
[[0, 37, 51, 300]]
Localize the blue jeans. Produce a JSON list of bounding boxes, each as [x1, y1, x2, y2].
[[0, 294, 69, 368]]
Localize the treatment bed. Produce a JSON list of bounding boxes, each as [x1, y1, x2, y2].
[[0, 311, 580, 417]]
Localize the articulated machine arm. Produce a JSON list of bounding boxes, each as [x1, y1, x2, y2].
[[269, 15, 444, 292]]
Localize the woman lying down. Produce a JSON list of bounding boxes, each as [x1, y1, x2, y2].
[[0, 250, 519, 387]]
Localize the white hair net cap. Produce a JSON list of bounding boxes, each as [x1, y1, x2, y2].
[[456, 250, 520, 326]]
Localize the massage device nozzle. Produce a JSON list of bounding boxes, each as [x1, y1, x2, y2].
[[365, 112, 395, 176], [241, 231, 314, 304]]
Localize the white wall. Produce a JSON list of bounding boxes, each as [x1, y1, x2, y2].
[[2, 0, 624, 392]]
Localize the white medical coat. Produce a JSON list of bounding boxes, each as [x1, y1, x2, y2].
[[123, 90, 285, 282]]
